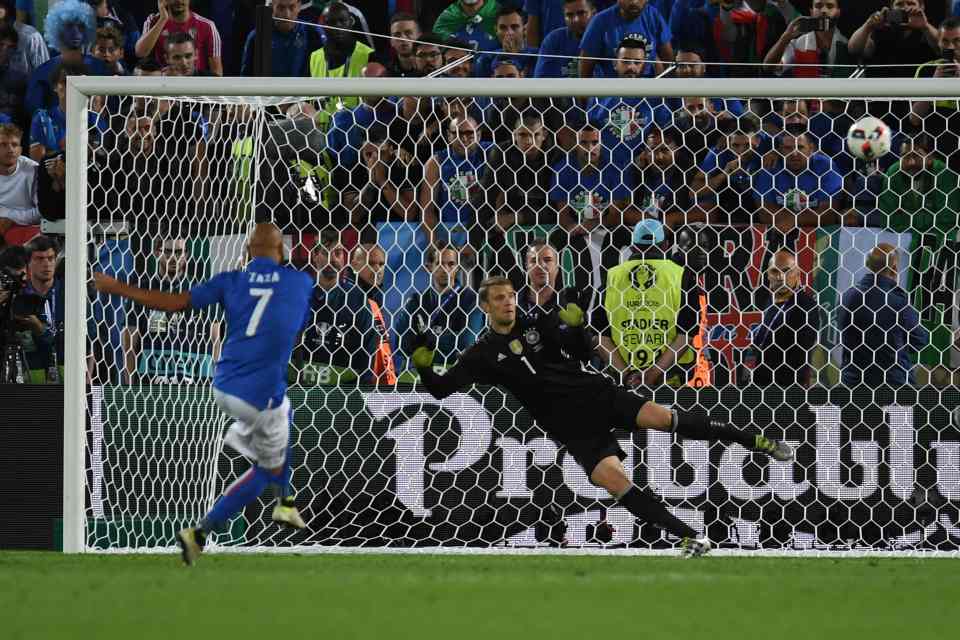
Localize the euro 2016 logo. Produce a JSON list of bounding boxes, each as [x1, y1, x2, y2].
[[630, 264, 657, 290]]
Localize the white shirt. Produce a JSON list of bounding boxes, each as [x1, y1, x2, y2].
[[0, 155, 40, 225]]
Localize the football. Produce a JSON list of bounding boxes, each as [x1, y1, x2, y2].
[[847, 116, 892, 161]]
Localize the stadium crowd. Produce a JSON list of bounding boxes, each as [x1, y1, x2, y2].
[[1, 0, 959, 390]]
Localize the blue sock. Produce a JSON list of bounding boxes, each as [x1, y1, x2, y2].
[[200, 465, 277, 532], [275, 446, 293, 501]]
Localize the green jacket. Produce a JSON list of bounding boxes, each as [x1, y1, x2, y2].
[[878, 158, 960, 235], [433, 1, 499, 40]]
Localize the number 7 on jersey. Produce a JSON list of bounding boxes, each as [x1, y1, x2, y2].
[[246, 288, 274, 336]]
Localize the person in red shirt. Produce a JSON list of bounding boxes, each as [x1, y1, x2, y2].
[[135, 0, 222, 76]]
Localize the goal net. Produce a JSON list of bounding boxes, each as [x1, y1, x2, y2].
[[66, 76, 960, 555]]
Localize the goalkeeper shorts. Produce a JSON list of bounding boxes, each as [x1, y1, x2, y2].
[[214, 389, 291, 469]]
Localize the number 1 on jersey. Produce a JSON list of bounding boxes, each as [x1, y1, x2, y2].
[[246, 288, 274, 336], [520, 355, 537, 374]]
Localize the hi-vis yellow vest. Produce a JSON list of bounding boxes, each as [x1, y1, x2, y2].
[[604, 258, 694, 371], [309, 41, 374, 128]]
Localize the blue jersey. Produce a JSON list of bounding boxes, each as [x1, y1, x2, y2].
[[752, 153, 842, 211], [580, 4, 671, 78], [327, 101, 401, 170], [525, 0, 565, 40], [550, 152, 633, 219], [588, 95, 656, 167], [535, 26, 583, 78], [434, 142, 492, 225], [189, 257, 313, 410], [954, 0, 960, 17]]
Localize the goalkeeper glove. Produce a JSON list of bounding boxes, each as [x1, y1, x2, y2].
[[412, 346, 435, 370], [410, 313, 437, 351], [558, 303, 584, 328]]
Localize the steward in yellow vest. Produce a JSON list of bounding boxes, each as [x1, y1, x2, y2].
[[309, 3, 374, 129], [602, 219, 702, 388]]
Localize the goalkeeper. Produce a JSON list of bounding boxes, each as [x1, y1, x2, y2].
[[412, 276, 794, 557], [93, 223, 312, 566]]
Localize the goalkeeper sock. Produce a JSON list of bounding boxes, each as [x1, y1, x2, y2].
[[672, 409, 755, 449], [201, 465, 274, 531], [616, 486, 697, 540]]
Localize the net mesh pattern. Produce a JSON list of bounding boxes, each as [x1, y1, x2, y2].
[[81, 89, 960, 553]]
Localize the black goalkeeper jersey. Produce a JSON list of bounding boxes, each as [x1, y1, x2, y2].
[[417, 309, 615, 441]]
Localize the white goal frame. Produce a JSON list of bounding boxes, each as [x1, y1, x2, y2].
[[63, 76, 960, 554]]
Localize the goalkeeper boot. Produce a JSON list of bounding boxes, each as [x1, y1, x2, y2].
[[753, 435, 794, 462], [177, 527, 205, 566], [272, 497, 306, 530], [680, 536, 712, 558]]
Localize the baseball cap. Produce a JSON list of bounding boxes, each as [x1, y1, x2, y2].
[[632, 219, 665, 246]]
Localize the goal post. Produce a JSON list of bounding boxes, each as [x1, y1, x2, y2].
[[64, 75, 960, 555]]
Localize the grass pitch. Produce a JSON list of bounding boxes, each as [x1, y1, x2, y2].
[[1, 551, 955, 639]]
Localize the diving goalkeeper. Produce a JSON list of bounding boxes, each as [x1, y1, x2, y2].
[[412, 276, 794, 556]]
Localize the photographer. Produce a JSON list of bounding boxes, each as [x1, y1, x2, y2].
[[0, 243, 28, 381], [14, 235, 63, 383], [848, 0, 939, 77], [763, 0, 851, 78]]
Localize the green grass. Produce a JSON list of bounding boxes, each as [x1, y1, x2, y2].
[[1, 552, 956, 639]]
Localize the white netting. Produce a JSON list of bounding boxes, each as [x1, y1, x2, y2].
[[78, 83, 960, 554]]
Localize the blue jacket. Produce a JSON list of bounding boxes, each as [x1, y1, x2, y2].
[[838, 273, 929, 386]]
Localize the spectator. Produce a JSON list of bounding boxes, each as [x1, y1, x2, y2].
[[749, 248, 820, 387], [534, 0, 595, 78], [442, 37, 475, 77], [599, 218, 701, 387], [296, 227, 378, 385], [136, 0, 223, 76], [482, 59, 549, 145], [29, 64, 73, 162], [433, 0, 501, 52], [387, 11, 421, 77], [630, 127, 698, 229], [352, 123, 422, 230], [25, 0, 108, 115], [89, 0, 141, 68], [525, 0, 566, 47], [309, 2, 376, 129], [161, 31, 210, 77], [15, 235, 64, 383], [910, 16, 960, 172], [92, 24, 127, 74], [838, 243, 929, 387], [412, 32, 444, 76], [475, 5, 538, 78], [692, 124, 763, 225], [848, 0, 939, 77], [580, 0, 674, 79], [763, 0, 851, 78], [349, 242, 386, 305], [394, 245, 484, 373], [0, 23, 25, 126], [121, 238, 220, 384], [655, 95, 730, 164], [669, 1, 721, 68], [419, 115, 493, 249], [515, 239, 578, 319], [752, 132, 843, 231], [241, 0, 322, 77], [587, 35, 657, 167], [877, 135, 960, 384], [0, 123, 38, 247], [662, 45, 747, 118], [548, 124, 635, 311], [0, 1, 47, 77], [712, 0, 793, 77]]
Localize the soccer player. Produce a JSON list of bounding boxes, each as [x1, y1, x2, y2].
[[93, 223, 313, 566], [411, 276, 794, 556]]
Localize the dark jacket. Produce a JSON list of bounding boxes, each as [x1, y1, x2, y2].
[[750, 288, 819, 387], [838, 273, 929, 386]]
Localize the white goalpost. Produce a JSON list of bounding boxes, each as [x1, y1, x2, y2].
[[63, 76, 960, 555]]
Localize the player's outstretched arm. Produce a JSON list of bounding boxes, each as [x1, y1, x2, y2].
[[93, 273, 190, 313], [411, 314, 478, 399]]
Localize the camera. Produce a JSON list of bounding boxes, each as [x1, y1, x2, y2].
[[885, 9, 908, 26], [797, 16, 833, 34]]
